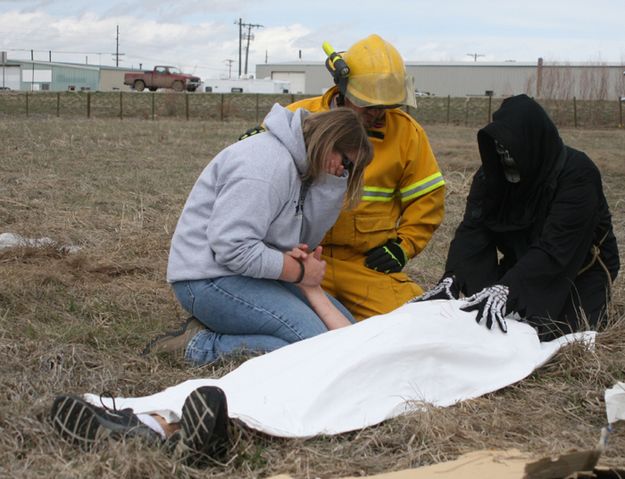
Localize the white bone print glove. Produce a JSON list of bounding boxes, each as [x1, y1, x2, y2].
[[460, 285, 509, 333]]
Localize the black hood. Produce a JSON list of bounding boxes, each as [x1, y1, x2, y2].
[[477, 94, 566, 231]]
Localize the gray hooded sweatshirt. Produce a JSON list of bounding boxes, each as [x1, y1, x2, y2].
[[167, 104, 348, 283]]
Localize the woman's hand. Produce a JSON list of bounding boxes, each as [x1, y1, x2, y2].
[[286, 243, 310, 261], [297, 249, 326, 295], [281, 245, 325, 287], [324, 150, 351, 177], [298, 246, 326, 287]]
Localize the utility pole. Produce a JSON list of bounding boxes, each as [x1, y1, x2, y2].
[[466, 53, 485, 62], [224, 59, 234, 79], [1, 50, 6, 89], [235, 18, 242, 78], [243, 22, 263, 76], [30, 49, 34, 91], [112, 25, 125, 67], [235, 19, 263, 77]]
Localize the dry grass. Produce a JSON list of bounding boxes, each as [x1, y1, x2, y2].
[[0, 117, 624, 478]]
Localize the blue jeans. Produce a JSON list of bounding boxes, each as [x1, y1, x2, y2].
[[172, 276, 354, 365]]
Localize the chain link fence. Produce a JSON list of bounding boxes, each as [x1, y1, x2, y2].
[[0, 91, 623, 128]]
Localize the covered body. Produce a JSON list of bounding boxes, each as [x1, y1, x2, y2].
[[87, 300, 592, 438]]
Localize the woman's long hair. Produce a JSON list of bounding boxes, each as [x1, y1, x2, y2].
[[302, 108, 373, 207]]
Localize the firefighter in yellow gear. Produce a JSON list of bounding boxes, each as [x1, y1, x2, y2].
[[288, 34, 445, 320]]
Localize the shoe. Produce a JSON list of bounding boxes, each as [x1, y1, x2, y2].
[[176, 386, 230, 465], [142, 317, 206, 358], [50, 395, 161, 449]]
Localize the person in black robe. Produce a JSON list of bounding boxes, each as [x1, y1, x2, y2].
[[416, 94, 619, 340]]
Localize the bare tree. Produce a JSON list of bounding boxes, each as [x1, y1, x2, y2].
[[524, 74, 536, 97], [579, 63, 609, 100], [540, 63, 574, 100], [613, 58, 625, 100]]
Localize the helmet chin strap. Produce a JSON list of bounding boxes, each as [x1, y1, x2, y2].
[[336, 93, 345, 107]]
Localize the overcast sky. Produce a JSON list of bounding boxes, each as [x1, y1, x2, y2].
[[1, 0, 624, 80]]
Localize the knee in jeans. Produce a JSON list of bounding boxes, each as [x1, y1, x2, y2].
[[172, 281, 196, 314]]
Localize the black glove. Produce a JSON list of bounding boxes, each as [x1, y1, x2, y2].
[[409, 275, 460, 302], [365, 240, 408, 274], [460, 284, 509, 333]]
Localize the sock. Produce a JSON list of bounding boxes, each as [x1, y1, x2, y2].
[[137, 413, 166, 439]]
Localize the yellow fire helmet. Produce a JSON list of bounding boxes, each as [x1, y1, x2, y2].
[[342, 34, 416, 108]]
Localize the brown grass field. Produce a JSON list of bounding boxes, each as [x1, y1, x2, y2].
[[0, 117, 624, 478]]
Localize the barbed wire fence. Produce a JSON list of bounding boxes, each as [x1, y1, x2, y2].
[[0, 91, 623, 128]]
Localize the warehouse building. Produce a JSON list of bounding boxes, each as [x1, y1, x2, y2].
[[256, 59, 625, 100], [0, 52, 138, 91], [2, 51, 622, 100]]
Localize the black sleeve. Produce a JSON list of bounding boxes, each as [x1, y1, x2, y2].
[[499, 161, 601, 318], [445, 169, 499, 295]]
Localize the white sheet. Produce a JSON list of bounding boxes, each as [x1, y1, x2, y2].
[[605, 382, 625, 424], [0, 232, 81, 253], [86, 300, 594, 438]]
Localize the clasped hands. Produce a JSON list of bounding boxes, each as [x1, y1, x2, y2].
[[412, 275, 509, 333], [286, 244, 326, 288]]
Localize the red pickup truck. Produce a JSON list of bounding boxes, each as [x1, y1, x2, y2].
[[124, 66, 201, 92]]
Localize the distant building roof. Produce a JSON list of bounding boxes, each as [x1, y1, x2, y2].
[[5, 58, 143, 72], [262, 60, 624, 68]]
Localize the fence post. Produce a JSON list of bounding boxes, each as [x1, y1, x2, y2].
[[56, 92, 60, 118], [119, 91, 123, 120], [464, 97, 469, 126], [184, 93, 189, 120], [446, 95, 451, 124], [25, 92, 29, 117], [87, 92, 91, 118], [255, 94, 259, 123], [619, 97, 623, 128], [573, 96, 577, 128], [151, 92, 155, 120], [487, 95, 492, 122], [220, 94, 224, 121]]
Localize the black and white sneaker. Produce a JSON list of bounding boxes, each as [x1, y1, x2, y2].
[[176, 386, 230, 465], [50, 395, 161, 449]]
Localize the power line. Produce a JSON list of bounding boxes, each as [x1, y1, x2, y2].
[[112, 25, 125, 67], [9, 48, 109, 55], [234, 18, 263, 77], [224, 59, 235, 79]]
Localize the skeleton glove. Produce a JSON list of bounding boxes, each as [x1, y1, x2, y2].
[[460, 284, 509, 333], [409, 275, 460, 302]]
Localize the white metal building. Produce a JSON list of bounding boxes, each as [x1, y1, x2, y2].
[[0, 52, 140, 92], [256, 59, 625, 100]]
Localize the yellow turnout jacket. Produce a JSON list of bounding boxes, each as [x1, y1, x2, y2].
[[288, 88, 445, 319]]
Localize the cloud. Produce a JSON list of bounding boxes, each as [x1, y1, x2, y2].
[[1, 0, 623, 81]]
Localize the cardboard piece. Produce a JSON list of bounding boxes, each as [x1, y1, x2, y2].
[[524, 449, 601, 478], [270, 448, 625, 479]]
